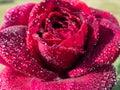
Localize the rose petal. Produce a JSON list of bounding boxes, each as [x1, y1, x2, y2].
[[33, 35, 80, 73], [62, 0, 90, 14], [31, 65, 116, 90], [28, 1, 54, 28], [0, 26, 57, 80], [0, 67, 31, 90], [27, 1, 50, 56], [90, 7, 119, 25], [60, 22, 87, 51], [0, 3, 35, 30], [42, 32, 62, 46], [95, 19, 120, 64], [0, 65, 116, 90], [69, 19, 120, 77], [85, 15, 99, 52]]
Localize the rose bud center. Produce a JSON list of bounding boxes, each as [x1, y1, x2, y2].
[[27, 0, 91, 75]]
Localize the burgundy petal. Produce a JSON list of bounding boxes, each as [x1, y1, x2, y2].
[[62, 0, 90, 14], [0, 26, 57, 80], [31, 65, 116, 90], [0, 3, 35, 30], [90, 7, 119, 25], [60, 22, 88, 50], [28, 1, 54, 27], [42, 32, 62, 46], [33, 35, 80, 73], [69, 19, 120, 77], [27, 2, 48, 56], [73, 1, 90, 14], [85, 15, 99, 52]]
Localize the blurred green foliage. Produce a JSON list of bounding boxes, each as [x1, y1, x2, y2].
[[0, 0, 14, 3], [0, 0, 120, 90]]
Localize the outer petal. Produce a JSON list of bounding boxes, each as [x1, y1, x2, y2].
[[0, 67, 31, 90], [62, 0, 90, 14], [0, 66, 116, 90], [0, 3, 35, 30], [0, 26, 57, 80], [69, 19, 120, 77], [90, 8, 119, 25], [31, 65, 116, 90]]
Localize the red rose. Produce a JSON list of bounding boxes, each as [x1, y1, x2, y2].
[[0, 0, 120, 89]]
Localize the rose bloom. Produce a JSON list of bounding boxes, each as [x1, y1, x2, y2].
[[0, 0, 120, 90]]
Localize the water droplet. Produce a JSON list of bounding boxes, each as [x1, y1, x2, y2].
[[42, 6, 44, 9]]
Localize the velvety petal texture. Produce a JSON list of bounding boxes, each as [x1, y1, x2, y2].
[[31, 65, 116, 90], [0, 65, 116, 90], [0, 0, 120, 90], [90, 8, 119, 25], [0, 67, 31, 90], [0, 26, 57, 80]]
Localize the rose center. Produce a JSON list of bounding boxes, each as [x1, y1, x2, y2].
[[36, 7, 82, 46], [50, 14, 68, 29]]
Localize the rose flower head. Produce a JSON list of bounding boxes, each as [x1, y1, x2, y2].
[[0, 0, 120, 89]]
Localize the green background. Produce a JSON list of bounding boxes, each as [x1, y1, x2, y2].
[[0, 0, 120, 89]]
